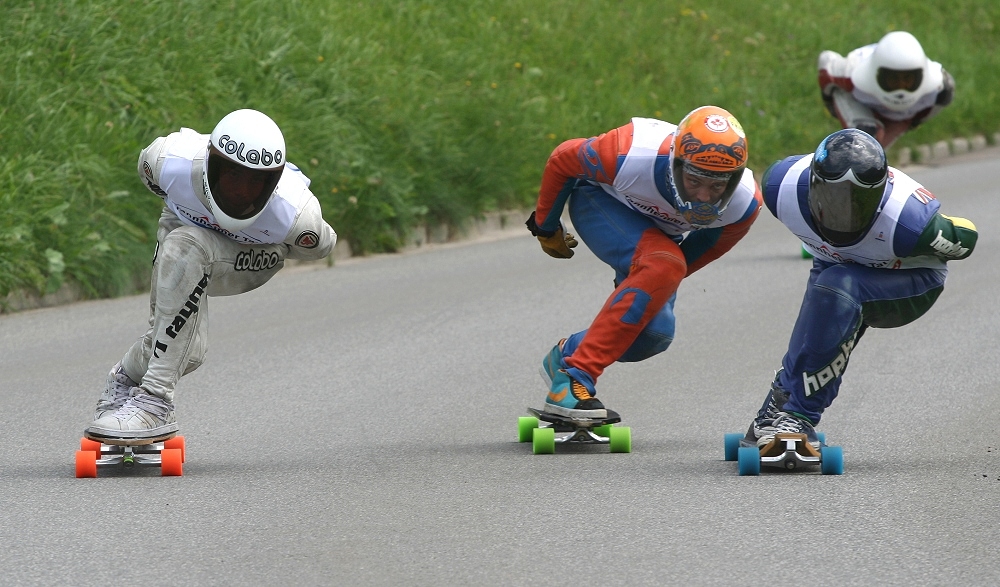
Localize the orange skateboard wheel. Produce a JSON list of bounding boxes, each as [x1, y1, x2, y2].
[[75, 450, 98, 478], [164, 436, 186, 463], [80, 438, 102, 459], [160, 448, 183, 476]]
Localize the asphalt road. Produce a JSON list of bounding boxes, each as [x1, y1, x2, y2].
[[1, 148, 998, 586]]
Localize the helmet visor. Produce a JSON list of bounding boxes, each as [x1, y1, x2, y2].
[[206, 147, 283, 220], [674, 159, 742, 205], [876, 67, 923, 93], [808, 173, 884, 245]]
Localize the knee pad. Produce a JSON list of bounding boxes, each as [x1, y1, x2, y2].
[[619, 303, 675, 362], [618, 329, 673, 363], [159, 228, 211, 263], [801, 284, 862, 353]]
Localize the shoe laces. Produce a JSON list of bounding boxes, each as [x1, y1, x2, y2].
[[99, 382, 136, 411], [761, 395, 781, 421], [772, 413, 808, 435], [105, 366, 138, 401], [103, 386, 133, 405], [115, 392, 173, 420], [570, 379, 593, 401]]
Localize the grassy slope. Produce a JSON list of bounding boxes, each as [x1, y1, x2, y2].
[[1, 0, 997, 303]]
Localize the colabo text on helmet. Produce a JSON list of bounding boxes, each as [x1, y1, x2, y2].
[[217, 134, 283, 167]]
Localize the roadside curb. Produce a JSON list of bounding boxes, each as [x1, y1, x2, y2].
[[322, 208, 530, 266], [894, 132, 1000, 168]]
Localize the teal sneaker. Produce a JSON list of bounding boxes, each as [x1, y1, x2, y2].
[[544, 369, 606, 418], [539, 338, 567, 387]]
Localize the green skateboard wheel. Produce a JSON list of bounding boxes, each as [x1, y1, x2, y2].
[[518, 417, 539, 443], [608, 426, 631, 453], [532, 427, 555, 454]]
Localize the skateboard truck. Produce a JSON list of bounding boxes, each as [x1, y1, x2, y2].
[[519, 408, 631, 454], [724, 430, 844, 475], [758, 433, 820, 470], [558, 427, 616, 444]]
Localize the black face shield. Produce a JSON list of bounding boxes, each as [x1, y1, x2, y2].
[[206, 146, 283, 220], [808, 130, 887, 246]]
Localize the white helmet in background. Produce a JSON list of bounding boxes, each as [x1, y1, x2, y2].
[[851, 31, 942, 112], [203, 109, 285, 232]]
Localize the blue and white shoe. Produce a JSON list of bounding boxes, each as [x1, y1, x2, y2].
[[749, 369, 790, 440], [755, 412, 819, 449]]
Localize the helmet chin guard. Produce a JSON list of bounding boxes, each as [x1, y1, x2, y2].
[[203, 109, 286, 232]]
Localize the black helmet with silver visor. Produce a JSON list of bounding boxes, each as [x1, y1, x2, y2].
[[808, 129, 888, 246]]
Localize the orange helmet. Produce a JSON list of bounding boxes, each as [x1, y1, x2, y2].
[[668, 105, 748, 226]]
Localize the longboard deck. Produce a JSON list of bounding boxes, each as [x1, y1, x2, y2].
[[84, 430, 177, 446], [526, 407, 621, 429]]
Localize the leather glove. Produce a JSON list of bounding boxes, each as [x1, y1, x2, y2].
[[526, 211, 578, 259], [538, 228, 579, 258]]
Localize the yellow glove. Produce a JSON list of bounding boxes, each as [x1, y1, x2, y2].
[[526, 211, 578, 259], [537, 228, 578, 259]]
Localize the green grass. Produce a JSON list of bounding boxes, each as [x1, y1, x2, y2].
[[2, 0, 998, 304]]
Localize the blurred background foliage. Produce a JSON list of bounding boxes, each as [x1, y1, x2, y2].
[[2, 0, 997, 305]]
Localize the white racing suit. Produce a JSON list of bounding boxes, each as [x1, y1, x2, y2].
[[817, 45, 954, 148], [120, 128, 336, 404]]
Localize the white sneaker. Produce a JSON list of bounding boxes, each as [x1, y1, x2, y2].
[[87, 391, 178, 440], [94, 362, 138, 420]]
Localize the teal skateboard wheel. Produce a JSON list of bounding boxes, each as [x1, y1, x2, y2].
[[820, 445, 844, 475], [724, 433, 743, 461], [737, 446, 761, 476]]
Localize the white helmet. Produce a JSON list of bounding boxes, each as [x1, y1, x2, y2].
[[851, 31, 942, 112], [203, 109, 285, 232]]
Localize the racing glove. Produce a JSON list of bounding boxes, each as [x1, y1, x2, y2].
[[526, 211, 578, 259]]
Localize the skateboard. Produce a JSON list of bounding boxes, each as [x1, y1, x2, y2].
[[75, 432, 186, 477], [724, 431, 843, 475], [518, 407, 631, 454]]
